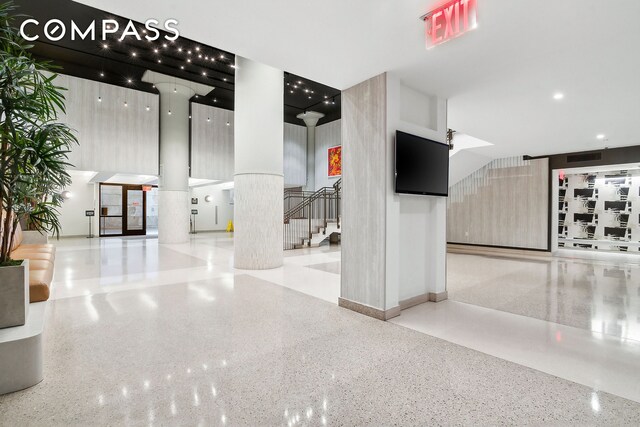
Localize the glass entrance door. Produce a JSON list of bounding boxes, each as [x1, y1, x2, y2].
[[124, 188, 145, 235], [99, 183, 149, 237]]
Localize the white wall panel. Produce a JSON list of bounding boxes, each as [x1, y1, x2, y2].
[[447, 157, 549, 250], [341, 74, 387, 310], [56, 74, 159, 175], [190, 103, 234, 181], [283, 123, 307, 186]]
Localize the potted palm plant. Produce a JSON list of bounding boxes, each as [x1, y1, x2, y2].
[[0, 1, 76, 328]]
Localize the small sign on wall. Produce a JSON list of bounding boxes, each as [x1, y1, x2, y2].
[[191, 209, 198, 215], [191, 198, 198, 205], [328, 145, 342, 177], [85, 210, 95, 217]]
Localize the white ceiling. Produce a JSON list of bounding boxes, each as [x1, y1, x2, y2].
[[76, 0, 640, 158]]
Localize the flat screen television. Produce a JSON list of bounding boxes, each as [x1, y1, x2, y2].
[[395, 130, 449, 196]]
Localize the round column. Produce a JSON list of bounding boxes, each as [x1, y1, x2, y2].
[[156, 83, 193, 244], [297, 111, 325, 192], [234, 57, 284, 269]]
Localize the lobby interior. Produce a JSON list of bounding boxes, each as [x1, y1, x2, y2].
[[1, 0, 640, 425]]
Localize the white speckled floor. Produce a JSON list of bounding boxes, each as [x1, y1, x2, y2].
[[1, 234, 640, 425]]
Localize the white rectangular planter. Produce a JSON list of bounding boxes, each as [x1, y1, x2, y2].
[[0, 259, 29, 329]]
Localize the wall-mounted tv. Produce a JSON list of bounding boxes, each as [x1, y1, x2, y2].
[[395, 130, 449, 196]]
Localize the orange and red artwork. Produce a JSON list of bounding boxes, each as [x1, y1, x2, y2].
[[328, 145, 342, 177]]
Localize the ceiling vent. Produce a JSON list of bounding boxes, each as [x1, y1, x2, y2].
[[567, 152, 602, 163]]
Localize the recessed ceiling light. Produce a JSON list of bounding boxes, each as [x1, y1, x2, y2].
[[219, 54, 225, 59], [187, 59, 191, 63], [213, 98, 217, 102], [290, 90, 294, 94], [187, 50, 192, 55], [553, 93, 564, 100], [154, 48, 159, 53], [195, 47, 200, 51], [178, 47, 183, 52], [223, 78, 227, 82], [205, 56, 209, 60], [308, 96, 312, 99], [202, 72, 207, 76], [142, 29, 147, 34], [102, 43, 109, 49], [210, 58, 215, 62], [198, 54, 203, 58], [163, 43, 168, 48], [157, 59, 161, 63], [180, 66, 185, 69], [596, 134, 606, 140], [195, 95, 199, 98], [99, 72, 105, 77], [293, 85, 298, 89], [131, 52, 137, 57], [127, 79, 132, 84], [298, 81, 302, 85]]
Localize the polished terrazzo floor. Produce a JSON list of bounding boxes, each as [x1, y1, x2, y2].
[[2, 234, 640, 425], [447, 253, 640, 341]]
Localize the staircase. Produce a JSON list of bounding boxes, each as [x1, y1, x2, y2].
[[283, 179, 341, 250]]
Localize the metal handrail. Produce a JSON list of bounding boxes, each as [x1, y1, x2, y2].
[[283, 178, 341, 249]]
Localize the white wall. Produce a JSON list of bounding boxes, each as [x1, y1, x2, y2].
[[315, 120, 342, 190], [190, 103, 234, 181], [190, 184, 234, 232], [387, 75, 448, 305], [284, 123, 307, 186], [58, 171, 98, 237], [56, 74, 160, 176]]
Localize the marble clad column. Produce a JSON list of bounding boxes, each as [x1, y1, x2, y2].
[[142, 71, 214, 244], [233, 57, 284, 269], [297, 111, 325, 191]]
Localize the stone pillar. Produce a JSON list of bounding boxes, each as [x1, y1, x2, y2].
[[339, 72, 448, 321], [141, 71, 213, 244], [233, 57, 284, 269], [297, 111, 325, 191]]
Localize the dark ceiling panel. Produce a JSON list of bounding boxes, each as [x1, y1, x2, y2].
[[12, 0, 340, 126]]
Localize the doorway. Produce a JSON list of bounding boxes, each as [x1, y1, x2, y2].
[[99, 183, 151, 237]]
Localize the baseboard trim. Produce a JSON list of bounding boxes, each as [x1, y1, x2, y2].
[[399, 291, 448, 310], [338, 298, 401, 321], [448, 243, 552, 259]]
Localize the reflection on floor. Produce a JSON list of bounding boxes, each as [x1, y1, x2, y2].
[[392, 252, 640, 403], [447, 253, 640, 341], [1, 235, 640, 424]]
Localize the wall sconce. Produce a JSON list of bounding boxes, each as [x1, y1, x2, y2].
[[61, 190, 72, 200], [204, 195, 212, 203]]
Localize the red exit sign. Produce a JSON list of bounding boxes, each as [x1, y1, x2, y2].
[[422, 0, 478, 48]]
